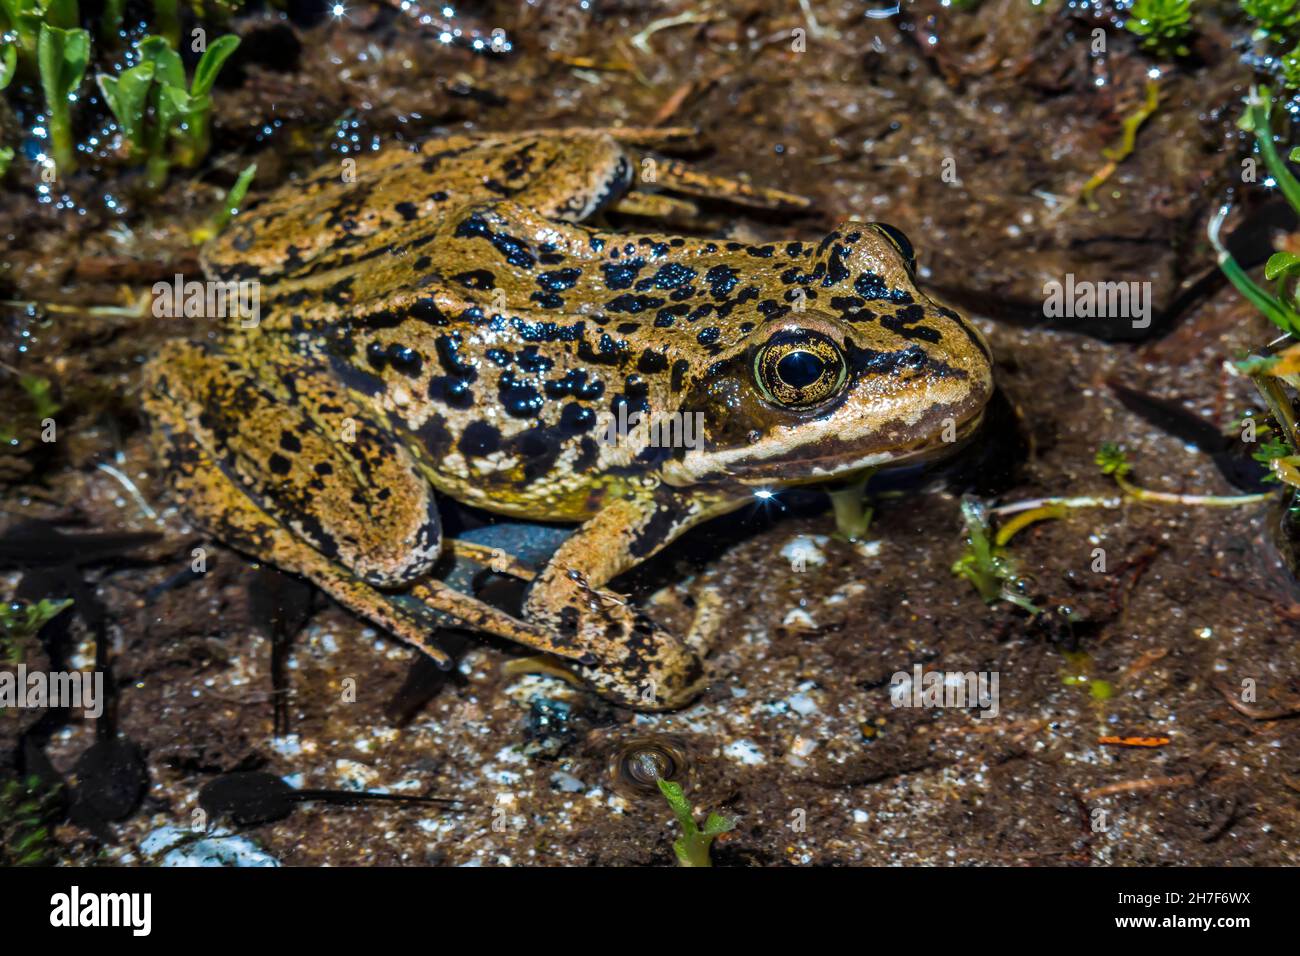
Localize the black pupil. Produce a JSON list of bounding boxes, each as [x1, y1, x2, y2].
[[776, 350, 824, 389]]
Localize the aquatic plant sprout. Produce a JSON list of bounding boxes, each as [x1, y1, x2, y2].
[[190, 160, 256, 243], [36, 22, 88, 173], [95, 32, 240, 190], [951, 498, 1040, 613], [656, 779, 735, 868]]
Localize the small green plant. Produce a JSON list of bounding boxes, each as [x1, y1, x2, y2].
[[1211, 86, 1300, 481], [1125, 0, 1193, 57], [191, 161, 256, 243], [96, 58, 155, 162], [951, 498, 1040, 613], [656, 779, 735, 867], [36, 21, 89, 173], [1, 0, 78, 65], [96, 33, 240, 190], [1282, 44, 1300, 88], [1242, 0, 1300, 35], [0, 597, 72, 664], [19, 373, 60, 420], [1, 39, 16, 89], [0, 774, 63, 866]]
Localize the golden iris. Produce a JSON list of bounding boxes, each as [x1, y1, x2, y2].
[[754, 329, 846, 408]]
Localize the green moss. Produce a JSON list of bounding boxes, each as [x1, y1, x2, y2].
[[1125, 0, 1193, 57]]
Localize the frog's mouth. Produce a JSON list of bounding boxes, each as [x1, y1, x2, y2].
[[719, 406, 986, 486]]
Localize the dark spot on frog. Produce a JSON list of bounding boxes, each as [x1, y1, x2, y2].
[[509, 317, 585, 344], [560, 402, 597, 434], [408, 297, 449, 325], [574, 436, 600, 473], [854, 271, 913, 303], [268, 453, 291, 476], [459, 421, 502, 457], [545, 368, 604, 400], [578, 333, 628, 366], [670, 359, 690, 393], [452, 269, 496, 290], [322, 276, 354, 307], [428, 376, 474, 409], [704, 264, 740, 299], [512, 427, 564, 482], [435, 333, 477, 381], [606, 293, 665, 314], [637, 348, 668, 374], [499, 371, 545, 418], [394, 201, 419, 221], [365, 341, 423, 377], [414, 415, 452, 457], [279, 431, 302, 453], [629, 501, 681, 560], [842, 337, 964, 379], [453, 212, 536, 269], [536, 268, 582, 293], [635, 262, 697, 291], [655, 303, 692, 328], [515, 345, 554, 375], [697, 327, 721, 346], [881, 305, 942, 343], [603, 259, 644, 290]]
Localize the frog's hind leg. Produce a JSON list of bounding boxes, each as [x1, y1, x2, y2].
[[557, 129, 812, 217], [606, 191, 700, 221], [641, 157, 813, 211], [144, 341, 587, 668]]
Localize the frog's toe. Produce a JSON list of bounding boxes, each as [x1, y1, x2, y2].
[[563, 606, 707, 711]]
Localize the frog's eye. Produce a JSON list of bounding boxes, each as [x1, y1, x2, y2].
[[754, 330, 847, 408], [870, 222, 916, 273]]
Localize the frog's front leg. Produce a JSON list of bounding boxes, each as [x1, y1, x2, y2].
[[522, 489, 724, 710]]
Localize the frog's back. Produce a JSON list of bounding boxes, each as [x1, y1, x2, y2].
[[203, 129, 650, 283]]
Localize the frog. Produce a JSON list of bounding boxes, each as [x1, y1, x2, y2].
[[143, 127, 994, 711]]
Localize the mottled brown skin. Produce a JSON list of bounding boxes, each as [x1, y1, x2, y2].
[[144, 128, 994, 709]]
